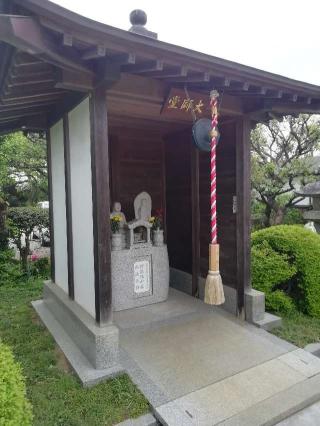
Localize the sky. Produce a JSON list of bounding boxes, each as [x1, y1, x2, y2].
[[51, 0, 320, 86]]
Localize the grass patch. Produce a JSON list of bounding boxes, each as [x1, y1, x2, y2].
[[0, 276, 149, 425], [271, 311, 320, 348]]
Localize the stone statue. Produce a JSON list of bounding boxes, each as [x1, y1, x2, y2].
[[134, 192, 151, 221], [110, 201, 127, 226], [110, 202, 127, 249]]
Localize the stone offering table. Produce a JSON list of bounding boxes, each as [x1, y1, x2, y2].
[[112, 244, 169, 311], [111, 192, 169, 311]]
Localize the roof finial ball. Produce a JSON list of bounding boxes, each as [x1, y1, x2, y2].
[[128, 9, 158, 39], [130, 9, 147, 27]]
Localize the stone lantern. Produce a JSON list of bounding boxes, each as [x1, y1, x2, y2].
[[295, 181, 320, 233]]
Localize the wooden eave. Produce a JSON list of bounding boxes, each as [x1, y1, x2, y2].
[[0, 0, 320, 133]]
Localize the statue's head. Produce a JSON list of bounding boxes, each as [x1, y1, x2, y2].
[[113, 201, 121, 212]]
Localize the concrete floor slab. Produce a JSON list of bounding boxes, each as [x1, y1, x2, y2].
[[114, 289, 320, 425], [115, 289, 296, 402]]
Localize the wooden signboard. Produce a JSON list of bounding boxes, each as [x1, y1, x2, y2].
[[161, 88, 210, 120]]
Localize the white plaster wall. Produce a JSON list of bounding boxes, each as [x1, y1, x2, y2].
[[50, 121, 69, 294], [68, 98, 96, 318]]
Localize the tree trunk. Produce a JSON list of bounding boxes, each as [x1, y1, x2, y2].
[[20, 235, 30, 272], [263, 203, 273, 227], [272, 206, 286, 225]]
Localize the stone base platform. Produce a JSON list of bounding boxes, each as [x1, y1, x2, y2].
[[33, 281, 123, 386], [32, 300, 123, 386]]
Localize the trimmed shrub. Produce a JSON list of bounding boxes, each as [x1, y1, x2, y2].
[[0, 341, 33, 425], [251, 242, 296, 314], [252, 225, 320, 317], [0, 250, 22, 287]]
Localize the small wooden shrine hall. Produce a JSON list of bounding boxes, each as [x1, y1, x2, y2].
[[1, 0, 320, 378]]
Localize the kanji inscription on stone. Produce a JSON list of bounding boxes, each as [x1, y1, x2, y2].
[[134, 260, 150, 294]]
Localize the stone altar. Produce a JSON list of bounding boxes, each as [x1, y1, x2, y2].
[[111, 192, 169, 311]]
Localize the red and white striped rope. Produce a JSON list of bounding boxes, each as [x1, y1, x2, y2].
[[210, 90, 219, 244]]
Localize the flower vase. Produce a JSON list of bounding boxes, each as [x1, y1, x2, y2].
[[111, 232, 122, 251], [153, 229, 164, 247]]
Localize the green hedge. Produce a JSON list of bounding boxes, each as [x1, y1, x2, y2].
[[0, 341, 33, 425], [252, 225, 320, 317]]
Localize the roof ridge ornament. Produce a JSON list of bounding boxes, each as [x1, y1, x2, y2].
[[129, 10, 158, 40]]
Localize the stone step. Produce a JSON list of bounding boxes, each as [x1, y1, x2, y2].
[[116, 413, 159, 426], [254, 312, 282, 331], [154, 350, 320, 426]]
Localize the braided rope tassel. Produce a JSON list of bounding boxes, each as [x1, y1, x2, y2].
[[204, 89, 225, 306], [210, 90, 219, 244]]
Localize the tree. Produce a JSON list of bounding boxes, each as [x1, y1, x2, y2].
[[7, 207, 49, 271], [0, 131, 47, 206], [251, 115, 320, 227]]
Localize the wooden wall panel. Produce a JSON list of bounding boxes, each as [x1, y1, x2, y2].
[[165, 129, 193, 274], [109, 127, 165, 222]]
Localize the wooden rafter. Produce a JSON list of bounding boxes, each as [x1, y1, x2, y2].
[[0, 14, 93, 75], [122, 59, 163, 73]]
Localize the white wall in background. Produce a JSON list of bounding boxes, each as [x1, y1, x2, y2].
[[50, 120, 69, 294], [68, 97, 96, 318]]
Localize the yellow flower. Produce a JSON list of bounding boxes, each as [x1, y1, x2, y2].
[[149, 216, 155, 223]]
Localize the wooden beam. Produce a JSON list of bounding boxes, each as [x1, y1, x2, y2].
[[63, 114, 75, 300], [231, 81, 250, 91], [90, 85, 112, 324], [11, 62, 54, 78], [210, 76, 231, 88], [247, 86, 267, 95], [153, 65, 188, 79], [55, 69, 93, 92], [62, 33, 73, 47], [46, 130, 55, 282], [191, 141, 200, 297], [236, 117, 252, 318], [122, 59, 163, 73], [7, 71, 55, 86], [4, 80, 55, 96], [109, 53, 136, 65], [0, 15, 93, 75], [1, 91, 65, 104], [0, 109, 50, 122], [0, 113, 47, 130], [81, 45, 106, 60], [166, 72, 210, 83]]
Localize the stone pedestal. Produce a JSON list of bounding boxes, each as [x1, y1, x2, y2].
[[112, 245, 169, 311]]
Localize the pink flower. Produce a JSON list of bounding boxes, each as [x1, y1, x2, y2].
[[31, 254, 39, 261]]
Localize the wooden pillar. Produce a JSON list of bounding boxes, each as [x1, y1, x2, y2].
[[191, 142, 200, 297], [46, 131, 55, 282], [236, 117, 252, 317], [90, 86, 112, 325], [63, 115, 75, 300]]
